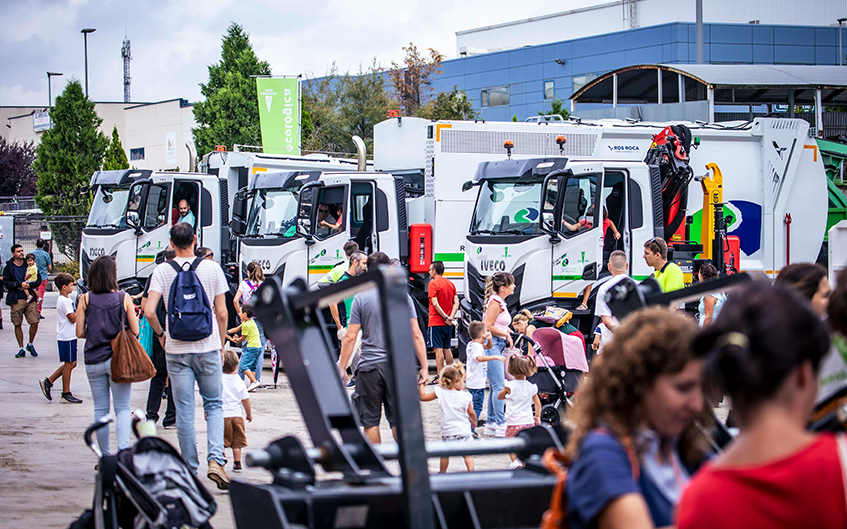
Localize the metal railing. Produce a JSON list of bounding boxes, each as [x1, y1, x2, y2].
[[0, 196, 38, 212]]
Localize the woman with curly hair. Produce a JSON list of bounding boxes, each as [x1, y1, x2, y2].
[[677, 283, 838, 529], [566, 307, 711, 529]]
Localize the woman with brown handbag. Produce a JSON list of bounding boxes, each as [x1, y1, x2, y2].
[[76, 255, 139, 455]]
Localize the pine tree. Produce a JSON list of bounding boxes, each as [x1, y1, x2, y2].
[[193, 23, 271, 156], [103, 126, 129, 170], [33, 79, 108, 260]]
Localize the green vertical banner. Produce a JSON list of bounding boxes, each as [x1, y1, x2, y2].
[[256, 77, 300, 155]]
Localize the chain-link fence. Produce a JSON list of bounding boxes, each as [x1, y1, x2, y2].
[[11, 213, 87, 266]]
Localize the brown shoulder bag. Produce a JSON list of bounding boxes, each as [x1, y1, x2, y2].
[[111, 293, 156, 384]]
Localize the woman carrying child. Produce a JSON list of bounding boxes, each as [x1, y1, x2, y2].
[[498, 354, 541, 469], [419, 363, 476, 473]]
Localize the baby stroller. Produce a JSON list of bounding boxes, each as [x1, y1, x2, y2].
[[513, 327, 588, 427], [70, 412, 216, 529]]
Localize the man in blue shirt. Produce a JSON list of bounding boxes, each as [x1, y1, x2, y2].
[[177, 199, 196, 227], [32, 238, 52, 317]]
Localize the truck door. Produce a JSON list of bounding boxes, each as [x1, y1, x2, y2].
[[127, 181, 171, 282], [601, 170, 628, 269], [307, 184, 350, 286], [350, 182, 377, 254], [551, 171, 603, 301], [171, 180, 202, 245]]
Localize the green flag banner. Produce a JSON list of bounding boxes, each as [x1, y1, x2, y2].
[[256, 77, 300, 155]]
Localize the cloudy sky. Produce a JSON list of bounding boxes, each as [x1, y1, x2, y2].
[[1, 0, 601, 107]]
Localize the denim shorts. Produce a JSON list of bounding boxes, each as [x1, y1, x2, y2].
[[239, 347, 263, 374]]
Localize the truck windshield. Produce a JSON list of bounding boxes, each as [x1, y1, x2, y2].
[[470, 180, 545, 236], [86, 186, 130, 228], [246, 189, 300, 238]]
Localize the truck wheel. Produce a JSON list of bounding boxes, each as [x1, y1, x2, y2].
[[540, 404, 561, 427]]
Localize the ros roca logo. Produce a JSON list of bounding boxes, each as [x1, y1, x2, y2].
[[607, 145, 639, 152]]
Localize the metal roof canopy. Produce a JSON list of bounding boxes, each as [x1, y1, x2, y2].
[[570, 64, 847, 134]]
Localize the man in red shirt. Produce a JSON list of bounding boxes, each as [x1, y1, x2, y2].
[[427, 261, 458, 384]]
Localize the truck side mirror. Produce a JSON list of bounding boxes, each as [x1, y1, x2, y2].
[[126, 212, 142, 236], [462, 180, 474, 192], [79, 185, 90, 195], [232, 190, 248, 236]]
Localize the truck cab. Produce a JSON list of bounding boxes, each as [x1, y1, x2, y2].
[[233, 170, 407, 287], [80, 169, 232, 293], [462, 157, 659, 329]]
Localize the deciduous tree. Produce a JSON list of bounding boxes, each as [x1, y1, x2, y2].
[[538, 98, 570, 120], [389, 43, 444, 116], [303, 61, 396, 156], [0, 138, 37, 197], [341, 60, 395, 152], [33, 79, 108, 260], [302, 67, 348, 154], [417, 86, 478, 121], [193, 23, 271, 155]]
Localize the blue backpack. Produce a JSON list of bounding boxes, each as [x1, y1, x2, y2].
[[166, 258, 213, 341]]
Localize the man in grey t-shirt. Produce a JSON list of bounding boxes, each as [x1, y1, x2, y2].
[[337, 252, 428, 444]]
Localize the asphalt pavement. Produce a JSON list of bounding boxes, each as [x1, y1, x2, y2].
[[0, 289, 510, 529]]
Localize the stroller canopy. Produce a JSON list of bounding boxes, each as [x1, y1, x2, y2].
[[531, 327, 589, 372]]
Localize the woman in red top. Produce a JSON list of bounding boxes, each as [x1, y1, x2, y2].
[[677, 283, 842, 529]]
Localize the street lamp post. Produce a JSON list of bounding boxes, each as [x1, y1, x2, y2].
[[47, 72, 63, 107], [81, 28, 96, 97], [838, 18, 847, 67]]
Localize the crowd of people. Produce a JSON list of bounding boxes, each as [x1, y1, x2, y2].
[[9, 226, 847, 527], [562, 238, 847, 529]]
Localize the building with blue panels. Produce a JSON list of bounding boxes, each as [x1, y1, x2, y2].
[[431, 22, 845, 122]]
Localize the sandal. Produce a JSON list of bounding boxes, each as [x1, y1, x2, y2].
[[575, 303, 588, 311]]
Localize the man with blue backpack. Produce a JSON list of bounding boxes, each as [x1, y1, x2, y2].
[[144, 222, 231, 490]]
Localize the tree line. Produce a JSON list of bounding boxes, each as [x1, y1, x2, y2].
[[7, 22, 479, 260]]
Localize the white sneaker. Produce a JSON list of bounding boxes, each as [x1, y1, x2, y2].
[[484, 425, 497, 437], [247, 381, 261, 392], [495, 425, 507, 438], [508, 459, 524, 470]]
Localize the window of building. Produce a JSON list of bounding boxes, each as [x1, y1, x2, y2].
[[130, 147, 145, 161], [481, 86, 510, 108], [544, 80, 555, 100], [573, 74, 599, 94]]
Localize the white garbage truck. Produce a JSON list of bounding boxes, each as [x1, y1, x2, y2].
[[79, 150, 367, 294], [458, 117, 827, 345]]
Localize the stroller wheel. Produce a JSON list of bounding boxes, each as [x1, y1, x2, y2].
[[540, 404, 561, 427]]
